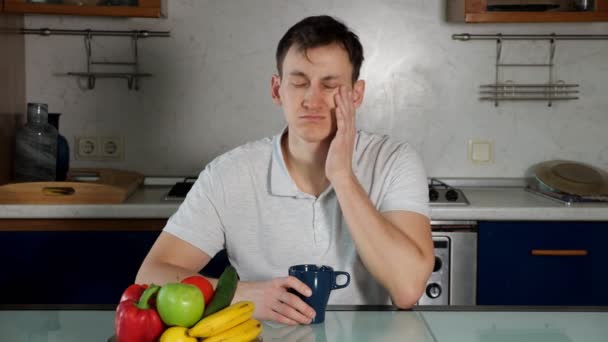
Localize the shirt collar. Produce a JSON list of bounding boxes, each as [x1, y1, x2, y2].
[[268, 126, 362, 198]]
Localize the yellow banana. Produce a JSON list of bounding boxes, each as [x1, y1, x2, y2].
[[202, 319, 263, 342], [188, 301, 255, 338]]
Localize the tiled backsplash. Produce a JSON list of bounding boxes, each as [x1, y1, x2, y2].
[[21, 1, 608, 177]]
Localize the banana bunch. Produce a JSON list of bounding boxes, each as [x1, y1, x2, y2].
[[188, 301, 262, 341]]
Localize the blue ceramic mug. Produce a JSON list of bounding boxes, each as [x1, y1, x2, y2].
[[288, 264, 350, 324]]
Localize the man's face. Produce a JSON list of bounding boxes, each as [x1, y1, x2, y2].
[[271, 43, 364, 143]]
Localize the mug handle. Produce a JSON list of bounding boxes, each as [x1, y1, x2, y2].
[[332, 271, 350, 290]]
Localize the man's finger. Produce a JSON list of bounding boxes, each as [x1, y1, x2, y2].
[[336, 106, 346, 133], [274, 299, 313, 324], [284, 276, 312, 296], [282, 291, 316, 319], [340, 86, 349, 113], [333, 88, 341, 109]]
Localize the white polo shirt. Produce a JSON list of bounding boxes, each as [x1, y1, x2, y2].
[[164, 129, 429, 305]]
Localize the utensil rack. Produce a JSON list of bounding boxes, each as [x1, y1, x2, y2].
[[452, 33, 608, 107], [21, 28, 170, 91], [485, 35, 576, 107]]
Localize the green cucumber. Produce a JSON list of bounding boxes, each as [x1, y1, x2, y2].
[[202, 265, 239, 317]]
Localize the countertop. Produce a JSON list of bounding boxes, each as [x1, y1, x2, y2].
[[1, 178, 607, 221], [0, 306, 606, 342], [431, 187, 608, 221]]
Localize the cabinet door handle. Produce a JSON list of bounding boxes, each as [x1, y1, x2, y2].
[[531, 249, 588, 256]]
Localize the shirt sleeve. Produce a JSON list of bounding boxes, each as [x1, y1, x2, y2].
[[163, 163, 226, 258], [378, 144, 429, 217]]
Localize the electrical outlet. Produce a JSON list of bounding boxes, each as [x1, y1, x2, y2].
[[100, 136, 124, 160], [75, 136, 98, 160]]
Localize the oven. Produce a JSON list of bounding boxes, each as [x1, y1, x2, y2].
[[417, 221, 477, 306], [418, 178, 478, 306]]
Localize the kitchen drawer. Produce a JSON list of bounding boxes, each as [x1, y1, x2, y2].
[[0, 230, 160, 305], [478, 221, 608, 305], [0, 226, 231, 305]]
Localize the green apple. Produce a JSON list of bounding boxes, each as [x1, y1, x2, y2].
[[156, 283, 204, 327]]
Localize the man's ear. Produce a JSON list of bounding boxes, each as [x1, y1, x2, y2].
[[271, 74, 282, 105], [352, 79, 365, 109]]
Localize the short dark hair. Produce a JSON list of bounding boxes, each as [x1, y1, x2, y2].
[[275, 15, 364, 83]]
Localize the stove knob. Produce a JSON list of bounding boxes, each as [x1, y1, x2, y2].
[[426, 283, 442, 299], [429, 189, 439, 201], [445, 189, 459, 201]]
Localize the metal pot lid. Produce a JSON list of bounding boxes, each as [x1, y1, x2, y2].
[[533, 160, 608, 196]]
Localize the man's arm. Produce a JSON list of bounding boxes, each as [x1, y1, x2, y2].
[[135, 232, 217, 287], [326, 85, 434, 308], [136, 232, 316, 325], [332, 177, 434, 308]]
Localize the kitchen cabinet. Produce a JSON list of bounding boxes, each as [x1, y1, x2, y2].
[[3, 0, 165, 18], [0, 13, 25, 186], [477, 221, 608, 306], [448, 0, 608, 22], [0, 219, 228, 305]]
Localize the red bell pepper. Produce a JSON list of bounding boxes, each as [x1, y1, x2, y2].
[[115, 284, 164, 342], [119, 284, 148, 303]]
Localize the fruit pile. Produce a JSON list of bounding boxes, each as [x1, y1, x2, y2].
[[114, 266, 262, 342]]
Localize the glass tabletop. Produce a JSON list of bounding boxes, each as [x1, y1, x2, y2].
[[1, 308, 607, 342]]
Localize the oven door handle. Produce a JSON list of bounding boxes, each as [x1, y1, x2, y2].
[[531, 249, 588, 256]]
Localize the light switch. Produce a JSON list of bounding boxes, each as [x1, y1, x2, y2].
[[469, 139, 493, 164]]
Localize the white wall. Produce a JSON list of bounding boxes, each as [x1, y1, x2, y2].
[[24, 0, 608, 177]]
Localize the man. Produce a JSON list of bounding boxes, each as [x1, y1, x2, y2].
[[136, 15, 433, 325]]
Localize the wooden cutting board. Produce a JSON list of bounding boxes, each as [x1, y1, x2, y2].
[[0, 168, 144, 204]]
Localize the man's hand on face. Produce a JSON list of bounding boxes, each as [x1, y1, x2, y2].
[[325, 85, 357, 186], [235, 277, 316, 325]]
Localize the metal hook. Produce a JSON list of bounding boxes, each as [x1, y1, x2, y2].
[[87, 75, 95, 90], [548, 33, 556, 107], [131, 31, 139, 60], [496, 34, 503, 64], [84, 30, 93, 75], [494, 34, 503, 107], [132, 31, 140, 90], [549, 35, 556, 63]]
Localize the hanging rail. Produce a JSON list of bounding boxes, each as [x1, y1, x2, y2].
[[453, 33, 608, 41], [16, 27, 170, 90], [451, 33, 603, 106], [19, 28, 170, 38]]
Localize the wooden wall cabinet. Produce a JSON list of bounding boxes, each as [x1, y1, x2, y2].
[[3, 0, 165, 18], [0, 14, 25, 186], [448, 0, 608, 22]]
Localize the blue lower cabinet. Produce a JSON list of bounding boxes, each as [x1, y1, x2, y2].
[[0, 231, 160, 305], [478, 221, 608, 306]]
